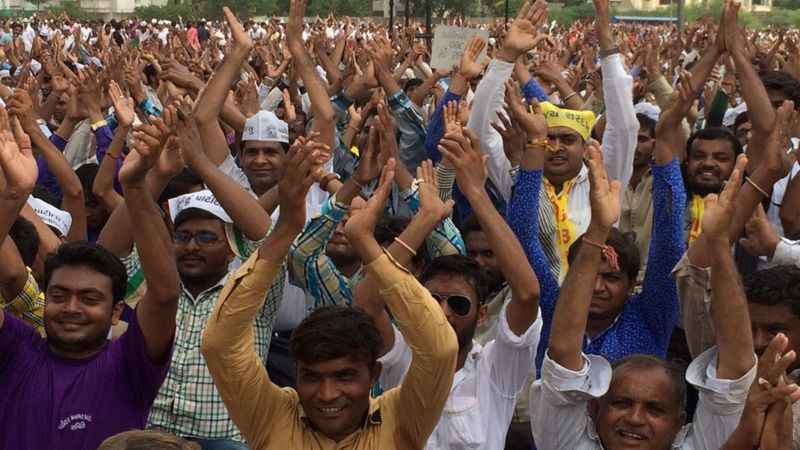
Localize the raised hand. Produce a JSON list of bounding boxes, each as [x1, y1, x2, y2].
[[344, 158, 396, 243], [759, 100, 795, 180], [120, 116, 172, 185], [457, 35, 488, 80], [6, 89, 40, 135], [722, 0, 744, 56], [739, 205, 780, 259], [504, 79, 547, 140], [586, 140, 622, 233], [490, 108, 525, 167], [286, 0, 307, 46], [443, 100, 464, 136], [352, 124, 385, 186], [417, 159, 455, 222], [108, 79, 135, 128], [655, 70, 694, 163], [437, 128, 489, 199], [701, 154, 747, 244], [223, 6, 254, 53], [503, 0, 548, 55], [0, 108, 36, 193], [277, 137, 319, 231]]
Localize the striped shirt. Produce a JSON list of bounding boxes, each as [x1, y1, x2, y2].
[[290, 183, 465, 308]]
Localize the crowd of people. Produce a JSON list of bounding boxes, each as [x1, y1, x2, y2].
[[0, 0, 800, 448]]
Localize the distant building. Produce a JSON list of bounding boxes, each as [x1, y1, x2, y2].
[[612, 0, 771, 13]]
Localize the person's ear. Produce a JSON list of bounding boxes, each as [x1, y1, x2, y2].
[[589, 398, 600, 421], [476, 304, 489, 327], [110, 300, 125, 325], [370, 361, 383, 386]]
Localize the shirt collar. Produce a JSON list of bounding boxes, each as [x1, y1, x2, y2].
[[180, 273, 230, 302]]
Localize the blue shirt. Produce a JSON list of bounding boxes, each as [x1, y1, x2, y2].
[[507, 160, 686, 375]]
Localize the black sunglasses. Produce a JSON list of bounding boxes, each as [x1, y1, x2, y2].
[[173, 230, 221, 247], [430, 293, 473, 316]]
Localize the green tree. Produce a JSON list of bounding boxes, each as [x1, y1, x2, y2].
[[27, 0, 50, 11]]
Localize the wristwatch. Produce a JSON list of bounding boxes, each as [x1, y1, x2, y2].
[[598, 46, 620, 59]]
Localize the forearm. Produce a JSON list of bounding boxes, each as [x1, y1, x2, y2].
[[600, 54, 638, 190], [121, 182, 178, 302], [0, 238, 27, 300], [194, 48, 250, 125], [92, 125, 127, 213], [292, 43, 335, 147], [32, 131, 83, 199], [469, 188, 540, 332], [466, 58, 515, 200], [547, 226, 606, 371], [708, 237, 755, 380], [409, 75, 440, 107]]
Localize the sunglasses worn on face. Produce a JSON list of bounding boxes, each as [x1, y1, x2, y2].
[[430, 293, 473, 316], [173, 231, 221, 247]]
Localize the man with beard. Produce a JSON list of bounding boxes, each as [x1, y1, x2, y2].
[[0, 106, 179, 450], [531, 136, 757, 450], [363, 126, 542, 450], [683, 127, 741, 244]]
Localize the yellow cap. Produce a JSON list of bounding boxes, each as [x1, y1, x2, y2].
[[539, 102, 596, 141]]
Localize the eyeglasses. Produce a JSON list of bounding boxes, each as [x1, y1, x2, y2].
[[173, 231, 222, 247], [430, 293, 473, 316]]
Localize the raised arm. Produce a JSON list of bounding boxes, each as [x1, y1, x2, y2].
[[92, 80, 133, 214], [287, 0, 335, 149], [700, 155, 755, 380], [201, 137, 317, 446], [191, 7, 253, 166], [7, 89, 87, 243], [353, 160, 455, 356], [594, 0, 638, 192], [778, 167, 800, 239], [344, 158, 458, 449], [118, 112, 180, 364], [0, 110, 38, 331], [546, 141, 621, 371], [466, 0, 547, 201], [179, 100, 274, 241], [724, 0, 775, 172], [439, 126, 541, 335]]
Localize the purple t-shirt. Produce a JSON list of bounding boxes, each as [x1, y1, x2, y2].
[[0, 311, 170, 450]]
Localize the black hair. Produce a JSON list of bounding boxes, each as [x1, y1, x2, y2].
[[173, 208, 222, 230], [685, 127, 744, 160], [611, 354, 687, 413], [744, 266, 800, 316], [636, 113, 657, 139], [403, 78, 424, 94], [44, 241, 127, 304], [290, 305, 382, 368], [158, 168, 204, 205], [75, 163, 100, 201], [31, 185, 59, 208], [732, 111, 750, 132], [759, 70, 800, 107], [459, 213, 483, 240], [419, 255, 491, 305], [373, 215, 429, 269], [567, 228, 641, 283], [9, 216, 40, 267]]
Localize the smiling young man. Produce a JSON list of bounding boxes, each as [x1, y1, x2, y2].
[[531, 140, 756, 450], [201, 149, 458, 448], [0, 108, 180, 450]]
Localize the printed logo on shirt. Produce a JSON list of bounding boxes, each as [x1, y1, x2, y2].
[[57, 413, 93, 431]]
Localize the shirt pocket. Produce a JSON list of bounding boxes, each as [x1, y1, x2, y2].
[[441, 393, 486, 449]]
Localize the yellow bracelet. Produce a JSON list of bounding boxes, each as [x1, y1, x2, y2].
[[91, 119, 108, 131]]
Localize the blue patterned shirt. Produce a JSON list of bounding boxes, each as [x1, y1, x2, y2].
[[507, 159, 686, 375]]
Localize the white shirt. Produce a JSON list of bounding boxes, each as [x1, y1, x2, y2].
[[468, 54, 637, 237], [530, 348, 757, 450], [379, 302, 543, 450]]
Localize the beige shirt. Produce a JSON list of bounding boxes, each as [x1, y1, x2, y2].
[[201, 252, 458, 449], [620, 171, 654, 285], [675, 251, 800, 449]]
